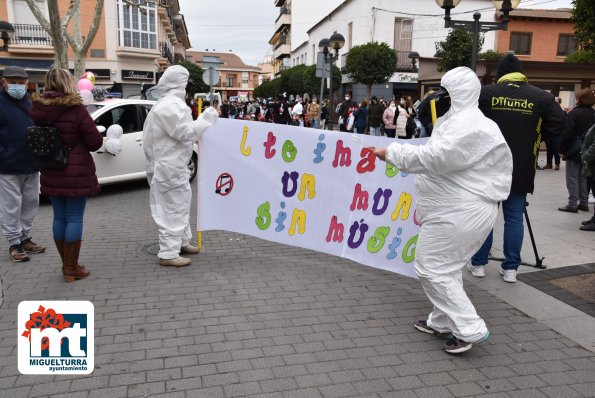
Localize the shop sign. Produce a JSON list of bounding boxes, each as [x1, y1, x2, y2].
[[122, 70, 154, 80]]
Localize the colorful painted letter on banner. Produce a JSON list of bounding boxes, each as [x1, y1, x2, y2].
[[197, 119, 422, 279]]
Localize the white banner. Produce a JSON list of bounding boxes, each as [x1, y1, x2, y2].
[[197, 119, 422, 278]]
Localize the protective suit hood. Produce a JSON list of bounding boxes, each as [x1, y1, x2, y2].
[[158, 65, 188, 100], [440, 66, 480, 115]]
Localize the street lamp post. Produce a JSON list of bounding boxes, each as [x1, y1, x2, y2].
[[0, 21, 15, 52], [317, 32, 345, 130], [435, 0, 521, 71]]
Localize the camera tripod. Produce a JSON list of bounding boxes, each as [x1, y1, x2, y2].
[[488, 202, 546, 269]]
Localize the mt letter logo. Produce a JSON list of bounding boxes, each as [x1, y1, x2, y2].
[[18, 301, 94, 374]]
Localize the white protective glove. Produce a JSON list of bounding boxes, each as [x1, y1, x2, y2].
[[105, 124, 123, 155], [193, 106, 219, 140]]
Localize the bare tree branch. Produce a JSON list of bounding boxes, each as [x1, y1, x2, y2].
[[23, 0, 51, 31], [81, 0, 105, 54], [61, 0, 77, 30]]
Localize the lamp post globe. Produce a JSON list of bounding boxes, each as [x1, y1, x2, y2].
[[492, 0, 521, 12], [318, 38, 330, 51], [328, 33, 345, 51], [435, 0, 462, 9]]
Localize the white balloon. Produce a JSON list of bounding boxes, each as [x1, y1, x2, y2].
[[80, 89, 94, 105], [106, 124, 123, 140]]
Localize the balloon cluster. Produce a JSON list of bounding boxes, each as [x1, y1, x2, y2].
[[78, 71, 96, 105]]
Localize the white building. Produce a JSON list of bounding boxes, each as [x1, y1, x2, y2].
[[293, 0, 499, 99]]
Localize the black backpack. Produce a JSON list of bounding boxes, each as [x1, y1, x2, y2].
[[26, 112, 73, 169]]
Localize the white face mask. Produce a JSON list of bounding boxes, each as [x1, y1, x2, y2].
[[345, 96, 350, 101], [389, 103, 396, 108]]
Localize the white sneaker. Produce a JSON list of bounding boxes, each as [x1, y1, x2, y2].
[[499, 268, 517, 283], [466, 262, 485, 278], [180, 244, 200, 254], [589, 195, 595, 204], [159, 256, 192, 267]]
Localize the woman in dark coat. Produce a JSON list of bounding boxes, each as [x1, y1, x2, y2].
[[29, 68, 104, 282], [558, 88, 595, 213], [353, 99, 368, 134]]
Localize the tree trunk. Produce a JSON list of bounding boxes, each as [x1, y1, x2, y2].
[[366, 84, 372, 100], [73, 52, 86, 80]]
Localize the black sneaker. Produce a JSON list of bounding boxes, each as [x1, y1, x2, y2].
[[443, 337, 473, 354], [9, 244, 30, 262], [413, 320, 453, 339]]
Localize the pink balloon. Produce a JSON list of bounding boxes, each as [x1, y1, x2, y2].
[[77, 78, 93, 91]]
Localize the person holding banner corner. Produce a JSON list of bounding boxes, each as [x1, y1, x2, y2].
[[372, 67, 513, 354], [143, 65, 218, 267]]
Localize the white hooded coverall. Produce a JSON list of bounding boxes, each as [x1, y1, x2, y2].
[[143, 65, 218, 260], [385, 67, 513, 342]]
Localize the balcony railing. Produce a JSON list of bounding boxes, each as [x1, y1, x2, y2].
[[160, 41, 174, 65], [395, 50, 415, 71], [11, 24, 52, 46], [273, 35, 289, 50]]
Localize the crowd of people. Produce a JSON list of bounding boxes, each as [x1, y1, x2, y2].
[[212, 92, 429, 138]]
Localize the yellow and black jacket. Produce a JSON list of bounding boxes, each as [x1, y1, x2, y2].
[[479, 72, 566, 194]]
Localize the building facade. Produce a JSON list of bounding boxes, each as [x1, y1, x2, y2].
[[186, 51, 260, 101], [0, 0, 190, 97]]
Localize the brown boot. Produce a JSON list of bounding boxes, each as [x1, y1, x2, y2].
[[54, 240, 65, 270], [63, 240, 90, 282]]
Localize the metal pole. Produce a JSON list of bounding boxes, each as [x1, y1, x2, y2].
[[318, 53, 325, 122], [470, 12, 481, 72], [328, 54, 333, 131], [209, 67, 214, 99]]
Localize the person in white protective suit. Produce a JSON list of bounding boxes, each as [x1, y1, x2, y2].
[[373, 67, 513, 354], [143, 65, 219, 267]]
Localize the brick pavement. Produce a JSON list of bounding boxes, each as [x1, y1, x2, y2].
[[0, 181, 593, 398]]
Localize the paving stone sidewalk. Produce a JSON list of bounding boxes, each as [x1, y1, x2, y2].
[[0, 182, 593, 398]]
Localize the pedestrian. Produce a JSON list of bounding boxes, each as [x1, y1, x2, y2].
[[320, 99, 329, 130], [272, 94, 291, 125], [383, 100, 397, 138], [29, 68, 105, 281], [308, 99, 320, 129], [469, 53, 566, 283], [353, 98, 368, 134], [368, 96, 384, 136], [372, 67, 513, 354], [543, 98, 564, 170], [558, 88, 595, 213], [338, 92, 357, 132], [143, 65, 219, 267], [580, 123, 595, 230], [394, 97, 409, 138], [0, 65, 47, 262]]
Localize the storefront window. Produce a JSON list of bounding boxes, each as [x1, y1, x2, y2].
[[117, 0, 157, 50]]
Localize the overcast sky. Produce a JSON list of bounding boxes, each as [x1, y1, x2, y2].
[[177, 0, 574, 67]]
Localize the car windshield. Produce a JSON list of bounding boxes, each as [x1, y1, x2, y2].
[[86, 104, 104, 114]]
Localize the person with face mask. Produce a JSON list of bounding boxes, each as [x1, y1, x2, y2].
[[143, 65, 219, 267], [383, 101, 397, 138], [0, 66, 47, 262], [372, 67, 513, 354], [338, 92, 357, 132]]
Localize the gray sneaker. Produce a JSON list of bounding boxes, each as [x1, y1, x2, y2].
[[500, 268, 517, 283], [466, 262, 485, 278]]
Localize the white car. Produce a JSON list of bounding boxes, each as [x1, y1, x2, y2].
[[86, 99, 198, 185]]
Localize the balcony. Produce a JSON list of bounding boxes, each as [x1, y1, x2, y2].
[[395, 50, 415, 71], [157, 41, 174, 69], [273, 12, 291, 34], [273, 44, 290, 60], [8, 24, 54, 55]]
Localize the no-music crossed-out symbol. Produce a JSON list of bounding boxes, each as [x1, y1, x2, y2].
[[215, 173, 234, 196]]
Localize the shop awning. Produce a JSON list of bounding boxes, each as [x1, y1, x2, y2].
[[0, 58, 53, 73]]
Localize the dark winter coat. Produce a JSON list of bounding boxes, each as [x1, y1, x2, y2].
[[29, 92, 104, 197], [353, 106, 368, 129], [559, 105, 595, 161], [581, 123, 595, 179], [367, 102, 384, 128], [0, 89, 37, 174], [479, 73, 566, 194]]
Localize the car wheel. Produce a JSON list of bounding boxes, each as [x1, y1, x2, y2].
[[188, 153, 198, 182]]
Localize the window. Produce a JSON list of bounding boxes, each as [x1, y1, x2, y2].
[[227, 75, 235, 87], [557, 34, 577, 56], [509, 32, 532, 55], [95, 105, 140, 134], [117, 0, 157, 50], [394, 18, 413, 69]]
